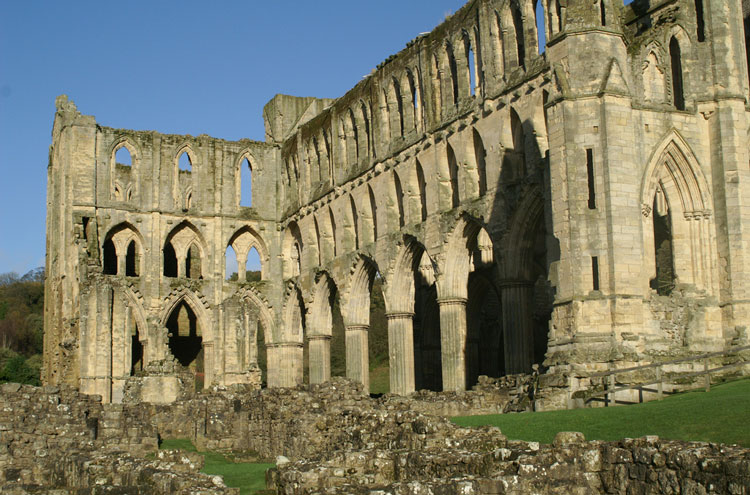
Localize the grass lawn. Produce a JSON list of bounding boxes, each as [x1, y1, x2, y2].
[[369, 363, 390, 395], [452, 378, 750, 447], [159, 439, 274, 495]]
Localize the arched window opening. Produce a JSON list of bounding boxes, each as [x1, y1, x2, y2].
[[178, 151, 192, 172], [467, 38, 477, 96], [416, 159, 428, 221], [225, 245, 238, 281], [408, 71, 420, 128], [245, 247, 261, 282], [350, 195, 360, 250], [314, 217, 323, 265], [473, 129, 487, 196], [115, 146, 132, 167], [125, 240, 139, 277], [393, 79, 405, 138], [600, 0, 606, 27], [495, 13, 506, 74], [163, 242, 178, 278], [130, 323, 143, 375], [382, 89, 392, 145], [433, 54, 443, 120], [447, 143, 460, 208], [360, 103, 371, 156], [695, 0, 705, 42], [512, 4, 526, 69], [292, 242, 302, 277], [240, 157, 253, 207], [650, 188, 675, 296], [368, 185, 379, 240], [670, 37, 685, 110], [536, 0, 546, 53], [393, 172, 405, 228], [349, 109, 359, 161], [103, 239, 117, 275], [447, 43, 459, 105], [504, 108, 527, 180], [186, 244, 202, 279], [414, 252, 442, 392], [542, 90, 550, 137], [555, 0, 563, 32], [166, 301, 203, 388]]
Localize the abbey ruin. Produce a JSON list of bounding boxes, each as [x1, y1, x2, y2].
[[44, 0, 750, 405]]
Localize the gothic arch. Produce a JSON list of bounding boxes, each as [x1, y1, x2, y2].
[[235, 149, 260, 208], [227, 226, 269, 280], [439, 215, 490, 300], [103, 222, 146, 277], [282, 221, 303, 279], [237, 286, 276, 345], [342, 255, 380, 326], [109, 137, 140, 201], [164, 221, 208, 279], [159, 289, 212, 342], [281, 284, 306, 343]]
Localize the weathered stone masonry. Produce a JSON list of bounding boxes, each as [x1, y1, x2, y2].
[[45, 0, 750, 403]]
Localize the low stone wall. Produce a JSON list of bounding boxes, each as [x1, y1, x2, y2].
[[268, 433, 750, 494]]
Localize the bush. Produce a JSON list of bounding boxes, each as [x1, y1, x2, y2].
[[0, 354, 41, 386]]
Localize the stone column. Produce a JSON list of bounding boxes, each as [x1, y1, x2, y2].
[[266, 342, 303, 387], [308, 335, 331, 384], [345, 324, 369, 392], [237, 253, 248, 282], [438, 297, 468, 392], [499, 281, 534, 374], [386, 312, 415, 395]]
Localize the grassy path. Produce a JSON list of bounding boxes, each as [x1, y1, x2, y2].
[[159, 439, 274, 495], [452, 378, 750, 446]]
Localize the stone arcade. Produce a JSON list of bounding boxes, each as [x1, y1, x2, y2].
[[44, 0, 750, 404]]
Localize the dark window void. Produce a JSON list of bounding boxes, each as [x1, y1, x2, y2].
[[473, 129, 487, 196], [600, 0, 606, 27], [130, 323, 143, 375], [416, 160, 428, 221], [555, 0, 562, 32], [468, 41, 477, 96], [393, 79, 404, 138], [350, 195, 359, 250], [82, 217, 90, 242], [745, 17, 750, 88], [503, 108, 527, 181], [650, 194, 675, 296], [592, 256, 600, 291], [587, 149, 596, 209], [695, 0, 705, 42], [186, 244, 202, 279], [447, 143, 460, 208], [413, 274, 442, 392], [393, 173, 404, 228], [125, 240, 139, 277], [512, 4, 526, 69], [670, 37, 685, 110], [369, 185, 379, 239], [167, 301, 203, 371], [447, 43, 459, 105], [163, 242, 178, 278], [103, 239, 117, 275]]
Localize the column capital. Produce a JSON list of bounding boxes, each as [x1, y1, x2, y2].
[[345, 324, 370, 332], [307, 334, 332, 342], [385, 311, 415, 321], [266, 341, 304, 349], [436, 297, 468, 306]]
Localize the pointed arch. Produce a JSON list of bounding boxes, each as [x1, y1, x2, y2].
[[446, 41, 459, 106], [227, 226, 269, 281], [282, 221, 303, 279], [104, 222, 145, 277], [349, 194, 360, 251], [447, 142, 460, 208], [473, 128, 488, 196], [416, 158, 428, 221], [669, 36, 685, 110], [392, 171, 405, 228], [236, 150, 258, 208], [110, 137, 139, 201]]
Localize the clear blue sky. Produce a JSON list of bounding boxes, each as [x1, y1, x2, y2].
[[0, 0, 631, 276]]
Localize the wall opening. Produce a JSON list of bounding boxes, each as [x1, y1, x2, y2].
[[416, 159, 428, 221], [361, 102, 371, 155], [125, 240, 139, 277], [246, 247, 261, 282], [511, 3, 525, 69], [178, 151, 192, 172], [393, 79, 404, 138], [670, 37, 685, 110], [408, 71, 420, 128], [447, 43, 459, 105], [350, 195, 359, 250], [650, 190, 675, 296], [130, 323, 143, 375], [115, 146, 132, 167], [329, 286, 346, 379], [166, 300, 203, 389], [413, 253, 442, 392], [600, 0, 606, 27], [468, 41, 477, 96], [695, 0, 705, 42], [186, 244, 202, 279], [503, 108, 526, 181], [447, 143, 460, 208], [225, 245, 238, 281], [368, 185, 379, 239], [103, 239, 117, 275], [329, 207, 338, 257], [592, 256, 600, 291], [368, 273, 389, 395], [473, 129, 487, 196], [535, 0, 546, 53], [466, 272, 503, 388], [587, 148, 596, 209], [240, 157, 253, 207], [163, 242, 178, 278]]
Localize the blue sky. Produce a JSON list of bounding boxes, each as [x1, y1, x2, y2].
[[0, 1, 631, 276]]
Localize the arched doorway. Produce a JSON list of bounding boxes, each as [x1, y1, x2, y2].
[[166, 300, 204, 390]]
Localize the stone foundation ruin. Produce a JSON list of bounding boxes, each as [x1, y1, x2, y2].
[[43, 0, 750, 404]]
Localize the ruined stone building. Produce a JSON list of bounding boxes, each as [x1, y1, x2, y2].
[[44, 0, 750, 404]]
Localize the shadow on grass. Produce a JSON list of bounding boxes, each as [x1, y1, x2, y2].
[[451, 377, 750, 447], [159, 438, 275, 495]]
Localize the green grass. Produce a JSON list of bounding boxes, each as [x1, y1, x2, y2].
[[159, 439, 274, 495], [452, 378, 750, 447], [369, 363, 390, 395]]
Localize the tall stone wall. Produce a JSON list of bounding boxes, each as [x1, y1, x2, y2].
[[44, 0, 750, 403]]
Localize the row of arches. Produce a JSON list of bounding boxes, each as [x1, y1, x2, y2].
[[108, 139, 257, 208], [641, 30, 691, 111], [101, 221, 268, 282], [280, 205, 552, 393]]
